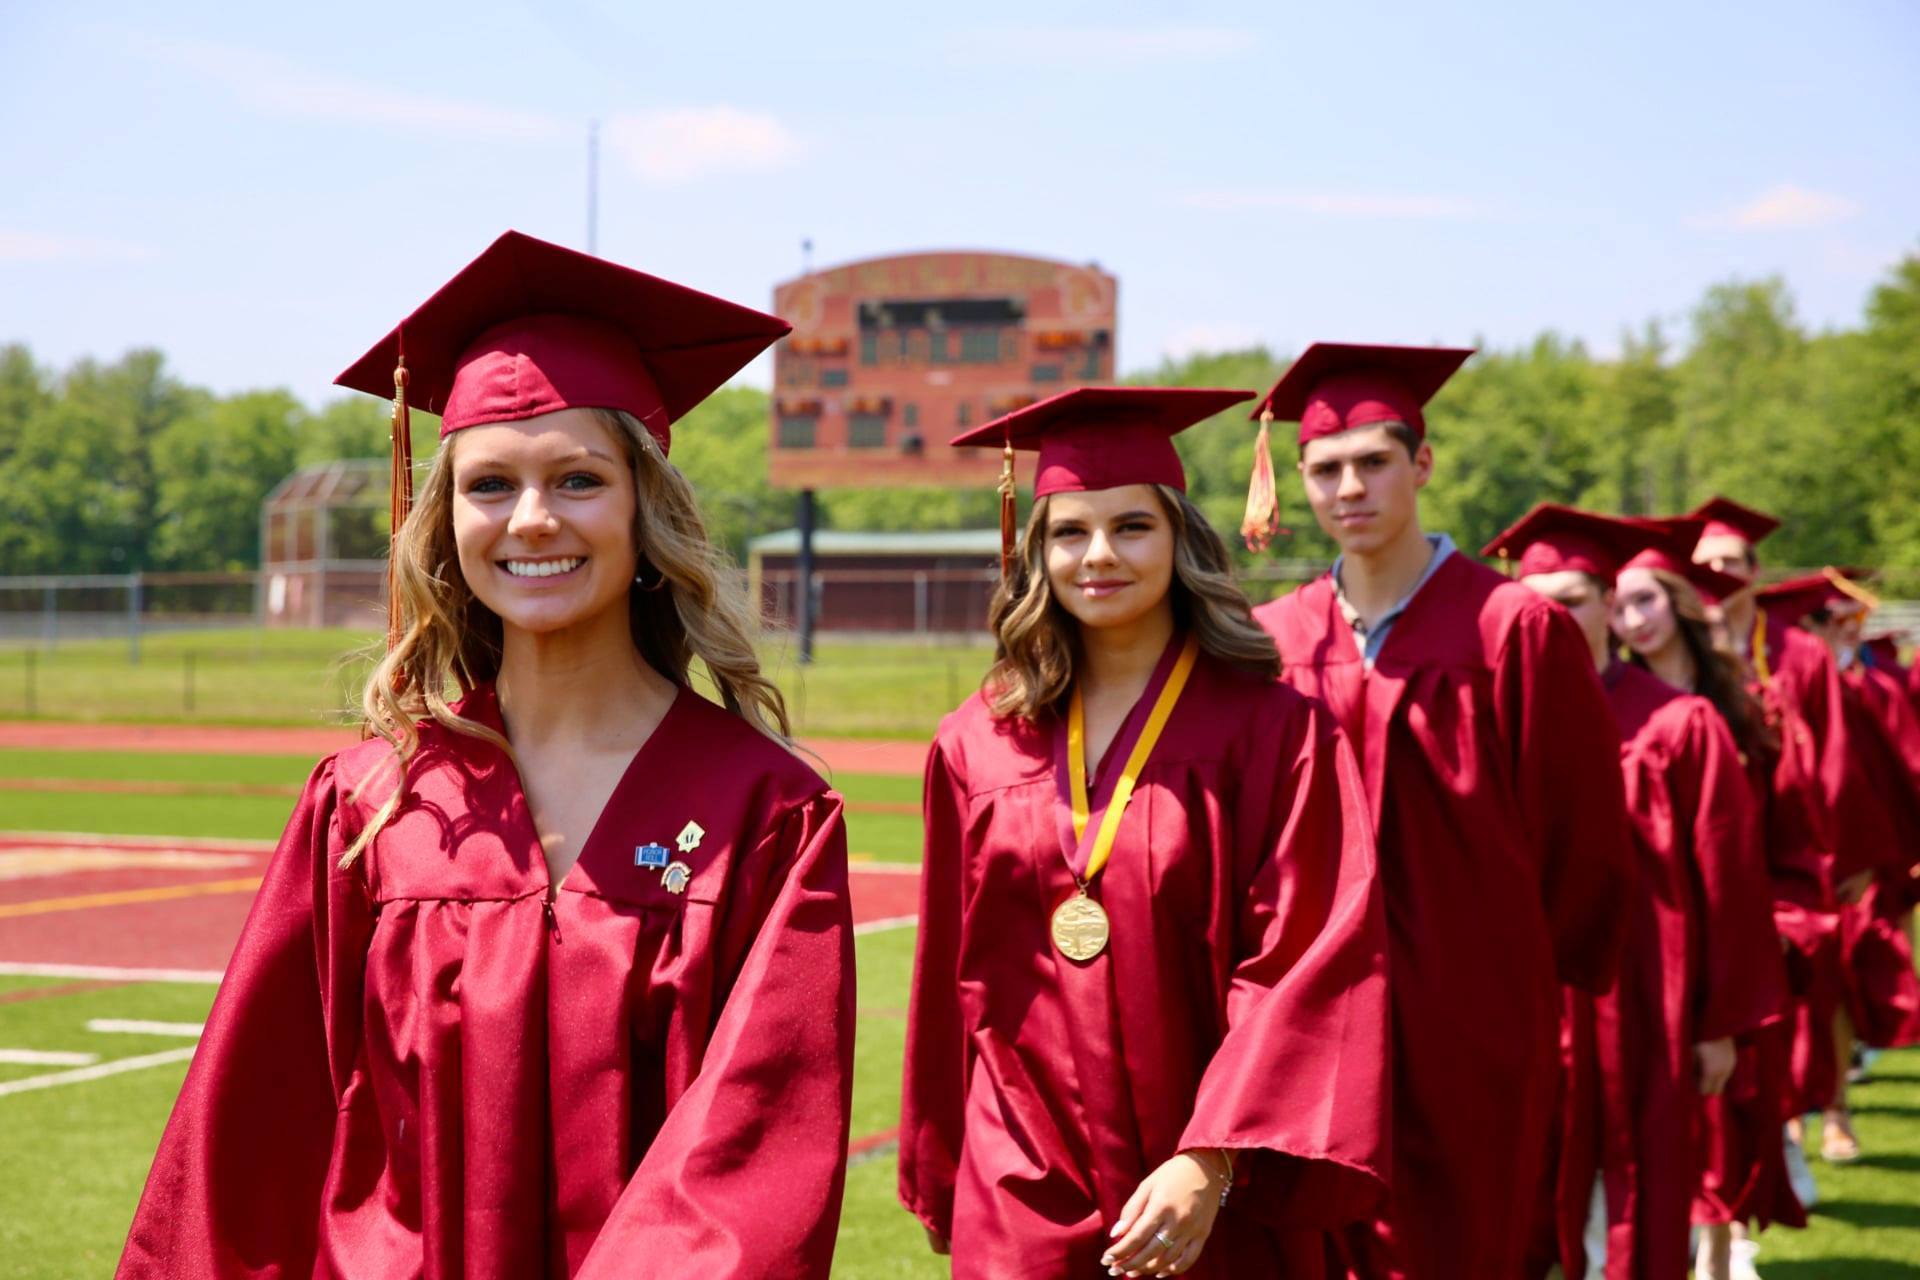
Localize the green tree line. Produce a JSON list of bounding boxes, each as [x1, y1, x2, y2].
[[1, 255, 1914, 582]]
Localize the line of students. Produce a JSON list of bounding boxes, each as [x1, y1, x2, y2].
[[113, 231, 1914, 1279], [898, 343, 1920, 1279]]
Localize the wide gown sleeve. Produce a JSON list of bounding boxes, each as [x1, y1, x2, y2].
[[1177, 700, 1389, 1229], [115, 757, 372, 1279], [898, 737, 969, 1241], [1675, 704, 1786, 1044], [1497, 605, 1634, 991], [574, 791, 855, 1280]]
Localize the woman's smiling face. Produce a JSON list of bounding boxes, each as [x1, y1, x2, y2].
[[1042, 484, 1176, 632], [449, 408, 639, 639]]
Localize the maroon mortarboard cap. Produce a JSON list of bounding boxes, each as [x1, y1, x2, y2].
[[335, 229, 790, 452], [949, 386, 1253, 496], [1481, 503, 1661, 581], [1252, 342, 1474, 446], [1755, 569, 1878, 620], [1617, 515, 1749, 603], [1688, 496, 1781, 547]]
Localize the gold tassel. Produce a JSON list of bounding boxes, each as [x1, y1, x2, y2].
[[1240, 408, 1283, 552], [386, 352, 414, 653], [998, 439, 1018, 581], [1823, 565, 1880, 613]]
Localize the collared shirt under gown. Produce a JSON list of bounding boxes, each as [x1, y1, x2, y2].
[[1254, 553, 1635, 1280], [1545, 662, 1782, 1280], [115, 683, 855, 1279], [900, 646, 1389, 1279]]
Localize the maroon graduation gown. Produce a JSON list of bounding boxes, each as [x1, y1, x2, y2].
[[1255, 555, 1634, 1280], [1743, 613, 1895, 1111], [1547, 664, 1783, 1280], [116, 684, 856, 1279], [900, 646, 1389, 1279], [1838, 662, 1920, 1048]]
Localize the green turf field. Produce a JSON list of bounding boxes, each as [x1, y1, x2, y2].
[[0, 628, 993, 739], [5, 746, 1919, 1274]]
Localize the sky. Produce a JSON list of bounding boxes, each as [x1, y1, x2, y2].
[[2, 0, 1916, 411]]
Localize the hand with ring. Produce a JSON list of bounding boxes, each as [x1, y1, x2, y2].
[[1100, 1148, 1232, 1276]]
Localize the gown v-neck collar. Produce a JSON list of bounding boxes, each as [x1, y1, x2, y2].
[[459, 680, 691, 899], [1049, 632, 1188, 882]]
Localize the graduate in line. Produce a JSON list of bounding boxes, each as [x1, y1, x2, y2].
[[1690, 498, 1901, 1171], [1611, 522, 1807, 1279], [900, 387, 1389, 1278], [117, 232, 856, 1279], [1248, 345, 1635, 1280], [1492, 505, 1781, 1280], [1755, 575, 1920, 1061]]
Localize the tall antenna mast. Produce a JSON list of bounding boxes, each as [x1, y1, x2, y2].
[[586, 120, 600, 255]]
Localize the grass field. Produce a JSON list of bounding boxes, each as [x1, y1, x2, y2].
[[4, 739, 1920, 1275], [0, 628, 993, 739]]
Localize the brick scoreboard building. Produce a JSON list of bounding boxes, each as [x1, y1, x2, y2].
[[769, 251, 1119, 489]]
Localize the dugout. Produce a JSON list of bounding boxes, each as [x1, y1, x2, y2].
[[748, 529, 999, 639]]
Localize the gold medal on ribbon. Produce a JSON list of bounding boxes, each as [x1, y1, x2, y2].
[[1050, 891, 1111, 962], [1051, 634, 1200, 962]]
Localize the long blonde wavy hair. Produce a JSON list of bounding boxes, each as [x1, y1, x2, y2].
[[341, 408, 791, 866], [984, 484, 1280, 721]]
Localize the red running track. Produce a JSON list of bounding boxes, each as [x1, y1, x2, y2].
[[0, 834, 919, 978]]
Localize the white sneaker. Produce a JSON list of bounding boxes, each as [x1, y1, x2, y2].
[[1730, 1236, 1762, 1280], [1783, 1130, 1819, 1209]]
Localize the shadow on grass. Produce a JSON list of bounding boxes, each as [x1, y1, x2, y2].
[[1761, 1263, 1920, 1278], [1855, 1102, 1920, 1119], [1808, 1197, 1920, 1230]]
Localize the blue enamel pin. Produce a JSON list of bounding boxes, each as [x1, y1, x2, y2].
[[635, 842, 671, 869]]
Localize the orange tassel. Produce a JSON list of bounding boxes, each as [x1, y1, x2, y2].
[[1240, 408, 1285, 552], [386, 352, 414, 653], [998, 439, 1018, 581]]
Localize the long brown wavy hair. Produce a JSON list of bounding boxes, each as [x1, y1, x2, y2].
[[1629, 567, 1778, 766], [342, 408, 791, 866], [984, 484, 1279, 721]]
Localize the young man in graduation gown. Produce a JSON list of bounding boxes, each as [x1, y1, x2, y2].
[[1247, 344, 1635, 1280], [1690, 501, 1903, 1161], [1494, 505, 1783, 1280], [901, 388, 1390, 1278]]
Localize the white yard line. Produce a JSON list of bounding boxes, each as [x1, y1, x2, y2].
[[0, 961, 224, 984], [853, 915, 918, 936], [86, 1019, 205, 1037], [848, 862, 922, 876], [0, 1047, 197, 1098], [0, 1049, 99, 1066]]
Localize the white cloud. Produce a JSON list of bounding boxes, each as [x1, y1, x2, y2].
[[110, 31, 805, 187], [1177, 190, 1479, 219], [0, 231, 151, 264], [125, 34, 565, 141], [605, 108, 804, 186], [952, 25, 1255, 64], [1691, 184, 1859, 231]]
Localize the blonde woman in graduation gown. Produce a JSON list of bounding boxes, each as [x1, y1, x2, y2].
[[116, 232, 855, 1279]]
